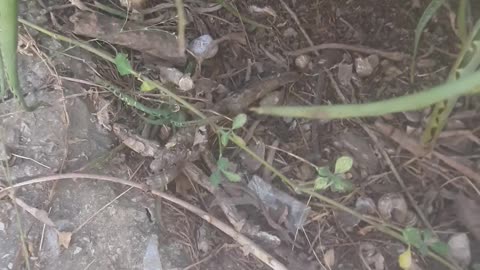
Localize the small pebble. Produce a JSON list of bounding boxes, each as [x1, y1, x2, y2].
[[259, 91, 283, 107], [448, 233, 471, 267], [295, 55, 311, 69], [355, 55, 379, 77], [73, 246, 82, 255], [188, 34, 218, 60], [283, 27, 298, 38]]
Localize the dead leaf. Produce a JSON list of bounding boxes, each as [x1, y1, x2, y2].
[[95, 97, 112, 131], [193, 126, 208, 147], [57, 230, 73, 248], [248, 5, 277, 18], [13, 197, 55, 227], [324, 249, 335, 268], [455, 193, 480, 241]]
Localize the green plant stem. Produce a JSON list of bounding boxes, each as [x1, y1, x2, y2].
[[0, 0, 32, 111], [174, 0, 186, 56], [20, 19, 459, 270], [252, 71, 480, 120], [457, 0, 468, 44]]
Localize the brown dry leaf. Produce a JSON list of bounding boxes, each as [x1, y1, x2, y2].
[[57, 230, 73, 248], [455, 193, 480, 241], [13, 197, 55, 227], [324, 249, 335, 268], [248, 5, 277, 18]]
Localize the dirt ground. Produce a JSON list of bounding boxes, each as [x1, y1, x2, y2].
[[0, 0, 479, 269]]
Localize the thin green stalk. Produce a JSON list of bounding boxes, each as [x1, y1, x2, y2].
[[174, 0, 186, 55], [252, 71, 480, 120], [0, 0, 32, 110], [457, 0, 468, 44], [19, 19, 459, 270]]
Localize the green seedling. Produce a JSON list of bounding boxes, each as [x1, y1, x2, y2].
[[313, 156, 354, 193], [402, 227, 449, 257], [209, 114, 247, 186], [399, 227, 450, 269]]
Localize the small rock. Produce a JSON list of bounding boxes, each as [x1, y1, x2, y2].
[[259, 91, 283, 107], [402, 111, 423, 123], [377, 193, 408, 223], [355, 55, 379, 77], [283, 27, 298, 38], [73, 246, 82, 255], [188, 34, 218, 60], [295, 55, 311, 69], [448, 233, 471, 268], [7, 263, 12, 270], [0, 222, 4, 232], [337, 63, 353, 85], [355, 197, 376, 214], [143, 235, 163, 270]]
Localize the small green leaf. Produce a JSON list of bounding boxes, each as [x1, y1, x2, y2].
[[217, 157, 229, 171], [330, 176, 353, 193], [314, 176, 330, 191], [220, 130, 230, 147], [317, 166, 332, 177], [398, 247, 412, 270], [140, 80, 156, 92], [334, 156, 353, 174], [430, 241, 449, 257], [114, 53, 133, 76], [232, 114, 247, 129], [221, 170, 242, 182], [403, 227, 428, 255], [209, 170, 222, 186]]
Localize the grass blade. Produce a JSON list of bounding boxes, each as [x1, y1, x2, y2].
[[0, 0, 32, 110], [422, 18, 480, 145], [410, 0, 447, 82], [252, 70, 480, 120]]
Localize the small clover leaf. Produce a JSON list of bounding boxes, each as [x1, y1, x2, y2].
[[232, 114, 247, 129], [314, 176, 330, 191], [334, 156, 353, 174]]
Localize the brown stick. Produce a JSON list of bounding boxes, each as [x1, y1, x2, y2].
[[287, 43, 407, 61], [214, 72, 300, 114]]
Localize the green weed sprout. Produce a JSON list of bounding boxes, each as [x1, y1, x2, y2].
[[314, 156, 354, 193], [209, 114, 247, 186]]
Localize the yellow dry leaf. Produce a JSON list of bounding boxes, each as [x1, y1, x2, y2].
[[57, 231, 73, 249], [398, 247, 412, 270]]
